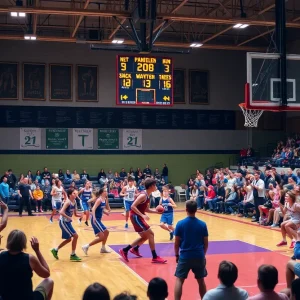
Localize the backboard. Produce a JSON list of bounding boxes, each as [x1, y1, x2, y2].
[[246, 52, 300, 111]]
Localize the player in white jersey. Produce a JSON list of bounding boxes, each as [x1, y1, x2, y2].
[[120, 177, 138, 228], [50, 179, 66, 223]]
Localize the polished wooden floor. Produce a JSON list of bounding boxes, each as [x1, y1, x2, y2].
[[1, 204, 292, 300]]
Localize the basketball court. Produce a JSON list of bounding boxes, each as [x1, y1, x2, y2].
[[2, 207, 292, 300]]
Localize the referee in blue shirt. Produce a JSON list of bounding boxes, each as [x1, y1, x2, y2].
[[174, 200, 208, 300]]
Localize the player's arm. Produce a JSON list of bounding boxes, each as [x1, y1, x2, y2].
[[59, 200, 72, 221], [119, 187, 127, 197], [78, 188, 84, 195], [131, 194, 148, 217], [159, 198, 162, 205], [87, 193, 96, 204], [0, 201, 8, 232], [29, 189, 33, 199], [168, 198, 177, 208], [145, 203, 159, 214], [50, 187, 56, 196], [74, 202, 82, 218], [203, 237, 208, 255]]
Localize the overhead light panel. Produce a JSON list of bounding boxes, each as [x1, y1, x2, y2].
[[190, 43, 203, 48], [112, 38, 124, 44], [234, 23, 249, 29], [240, 24, 249, 28], [24, 34, 37, 40], [10, 0, 26, 17], [10, 12, 18, 17]]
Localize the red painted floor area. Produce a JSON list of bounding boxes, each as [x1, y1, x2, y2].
[[126, 252, 289, 300]]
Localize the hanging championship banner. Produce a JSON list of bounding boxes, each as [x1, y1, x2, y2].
[[20, 128, 41, 149], [123, 129, 142, 150], [73, 128, 93, 149]]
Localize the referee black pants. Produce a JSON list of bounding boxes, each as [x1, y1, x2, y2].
[[254, 196, 265, 221], [19, 196, 32, 216]]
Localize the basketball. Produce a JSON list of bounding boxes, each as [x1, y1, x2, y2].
[[156, 205, 164, 213]]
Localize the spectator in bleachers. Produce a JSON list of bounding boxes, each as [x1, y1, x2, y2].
[[80, 169, 90, 182], [107, 170, 114, 181], [251, 172, 266, 223], [236, 173, 245, 189], [162, 163, 169, 184], [284, 177, 297, 191], [35, 170, 41, 183], [0, 230, 54, 300], [147, 277, 168, 300], [119, 168, 127, 179], [238, 180, 254, 218], [64, 170, 72, 184], [154, 168, 160, 179], [6, 169, 17, 189], [97, 169, 106, 182], [276, 148, 287, 167], [203, 260, 248, 300], [186, 178, 194, 200], [26, 170, 34, 181], [18, 173, 24, 185], [205, 185, 216, 211], [41, 167, 51, 183], [32, 185, 44, 213], [283, 169, 298, 185], [204, 170, 212, 186], [70, 181, 78, 190], [198, 186, 206, 210], [152, 188, 161, 208], [128, 167, 135, 178], [271, 168, 282, 185], [226, 172, 236, 197], [190, 185, 199, 202], [29, 178, 36, 191], [114, 172, 121, 183], [138, 180, 145, 191], [82, 282, 110, 300], [258, 190, 274, 225], [0, 177, 9, 204], [42, 180, 51, 211], [72, 170, 81, 184], [143, 165, 152, 178], [211, 183, 226, 213], [248, 265, 288, 300], [0, 171, 9, 183], [224, 186, 239, 214], [276, 191, 300, 248], [58, 169, 64, 181], [264, 170, 276, 189]]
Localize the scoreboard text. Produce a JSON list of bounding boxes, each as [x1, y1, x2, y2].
[[116, 55, 173, 106]]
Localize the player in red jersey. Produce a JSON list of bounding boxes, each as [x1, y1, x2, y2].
[[119, 178, 167, 264]]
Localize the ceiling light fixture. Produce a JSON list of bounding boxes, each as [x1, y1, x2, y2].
[[24, 34, 37, 40], [234, 23, 249, 29], [190, 43, 203, 48], [112, 38, 124, 44]]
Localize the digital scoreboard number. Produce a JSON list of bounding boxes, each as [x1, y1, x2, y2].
[[116, 55, 173, 106]]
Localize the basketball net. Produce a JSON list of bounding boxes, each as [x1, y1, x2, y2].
[[239, 103, 264, 127]]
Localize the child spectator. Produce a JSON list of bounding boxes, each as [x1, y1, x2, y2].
[[190, 185, 199, 202], [32, 185, 44, 213], [147, 277, 168, 300], [205, 185, 216, 211], [82, 282, 110, 300]]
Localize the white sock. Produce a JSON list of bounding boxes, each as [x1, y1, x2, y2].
[[71, 251, 75, 255], [85, 244, 90, 248], [55, 248, 58, 251]]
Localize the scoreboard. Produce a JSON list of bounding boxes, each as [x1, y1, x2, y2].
[[116, 55, 173, 106]]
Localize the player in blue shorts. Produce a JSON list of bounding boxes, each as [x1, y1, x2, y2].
[[50, 188, 82, 262], [82, 187, 111, 255], [159, 185, 177, 240], [120, 177, 138, 228], [78, 181, 92, 226]]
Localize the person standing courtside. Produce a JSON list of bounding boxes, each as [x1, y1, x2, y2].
[[18, 178, 34, 217], [174, 200, 208, 300], [251, 172, 265, 223]]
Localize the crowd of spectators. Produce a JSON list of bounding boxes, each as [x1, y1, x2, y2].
[[0, 164, 169, 214], [185, 165, 300, 234]]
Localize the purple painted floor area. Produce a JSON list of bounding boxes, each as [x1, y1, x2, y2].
[[110, 240, 270, 259]]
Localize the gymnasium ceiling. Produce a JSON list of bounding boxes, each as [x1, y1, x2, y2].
[[0, 0, 300, 52]]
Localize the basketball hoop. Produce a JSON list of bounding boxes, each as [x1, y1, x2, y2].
[[239, 103, 264, 127]]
